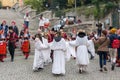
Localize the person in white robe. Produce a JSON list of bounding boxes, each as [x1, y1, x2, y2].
[[65, 36, 76, 61], [50, 32, 67, 75], [88, 39, 96, 58], [41, 34, 52, 65], [70, 45, 76, 58], [65, 41, 71, 61], [33, 34, 49, 71], [69, 29, 89, 73]]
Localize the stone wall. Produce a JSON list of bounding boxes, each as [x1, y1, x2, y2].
[[66, 11, 94, 22]]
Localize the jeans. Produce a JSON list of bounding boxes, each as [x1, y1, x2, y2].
[[24, 21, 29, 28], [98, 51, 107, 68], [97, 29, 101, 37]]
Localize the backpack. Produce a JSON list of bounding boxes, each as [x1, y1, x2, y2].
[[112, 39, 120, 48]]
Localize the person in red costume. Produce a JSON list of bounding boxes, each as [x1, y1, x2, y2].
[[0, 38, 7, 62], [47, 29, 55, 43], [47, 28, 55, 62], [21, 37, 30, 59]]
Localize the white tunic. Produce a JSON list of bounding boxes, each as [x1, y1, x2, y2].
[[33, 38, 48, 70], [50, 38, 66, 74], [39, 17, 45, 27], [65, 41, 76, 61], [88, 40, 95, 56], [68, 43, 76, 58], [65, 41, 71, 61], [69, 36, 89, 65], [41, 37, 52, 65], [24, 15, 30, 21]]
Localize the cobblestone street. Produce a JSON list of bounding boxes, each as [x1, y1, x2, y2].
[[0, 9, 120, 80], [1, 54, 120, 80]]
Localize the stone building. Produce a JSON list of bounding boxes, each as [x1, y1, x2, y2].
[[0, 0, 23, 7]]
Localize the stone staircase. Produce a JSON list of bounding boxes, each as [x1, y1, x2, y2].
[[0, 9, 37, 55]]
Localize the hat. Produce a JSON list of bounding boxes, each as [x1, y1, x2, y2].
[[110, 28, 117, 34], [78, 29, 85, 33], [2, 20, 6, 24], [11, 21, 16, 24]]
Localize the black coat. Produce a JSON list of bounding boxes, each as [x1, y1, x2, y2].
[[13, 26, 19, 36]]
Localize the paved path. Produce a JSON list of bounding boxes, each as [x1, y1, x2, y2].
[[0, 9, 120, 80], [1, 55, 120, 80]]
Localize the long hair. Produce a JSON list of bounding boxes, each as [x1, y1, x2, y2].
[[35, 34, 43, 43]]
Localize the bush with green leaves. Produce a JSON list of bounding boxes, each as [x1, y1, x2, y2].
[[0, 1, 2, 8]]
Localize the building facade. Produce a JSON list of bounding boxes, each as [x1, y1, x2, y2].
[[0, 0, 23, 7]]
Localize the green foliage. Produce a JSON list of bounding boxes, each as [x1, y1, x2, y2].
[[23, 0, 120, 18], [92, 0, 101, 20], [55, 10, 65, 17], [102, 1, 118, 18], [0, 1, 2, 8], [56, 0, 68, 9], [67, 0, 74, 7], [24, 0, 45, 13], [85, 7, 94, 18]]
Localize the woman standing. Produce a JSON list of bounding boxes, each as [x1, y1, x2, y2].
[[69, 29, 89, 73], [50, 31, 67, 75], [93, 30, 109, 72]]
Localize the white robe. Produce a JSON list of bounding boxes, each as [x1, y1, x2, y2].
[[65, 41, 71, 61], [33, 38, 48, 70], [65, 41, 76, 61], [68, 42, 76, 58], [69, 36, 89, 65], [41, 37, 52, 65], [88, 40, 95, 57], [50, 38, 66, 74]]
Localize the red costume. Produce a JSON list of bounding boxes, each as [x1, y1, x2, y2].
[[61, 32, 67, 39], [21, 39, 30, 59], [47, 31, 55, 62], [47, 32, 54, 43], [0, 41, 7, 62]]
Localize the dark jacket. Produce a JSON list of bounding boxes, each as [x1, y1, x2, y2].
[[7, 32, 18, 43], [0, 24, 8, 38], [13, 26, 19, 36]]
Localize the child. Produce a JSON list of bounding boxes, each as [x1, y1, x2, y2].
[[0, 38, 7, 62], [21, 28, 30, 59], [50, 31, 67, 75], [21, 37, 30, 59], [33, 34, 49, 71]]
